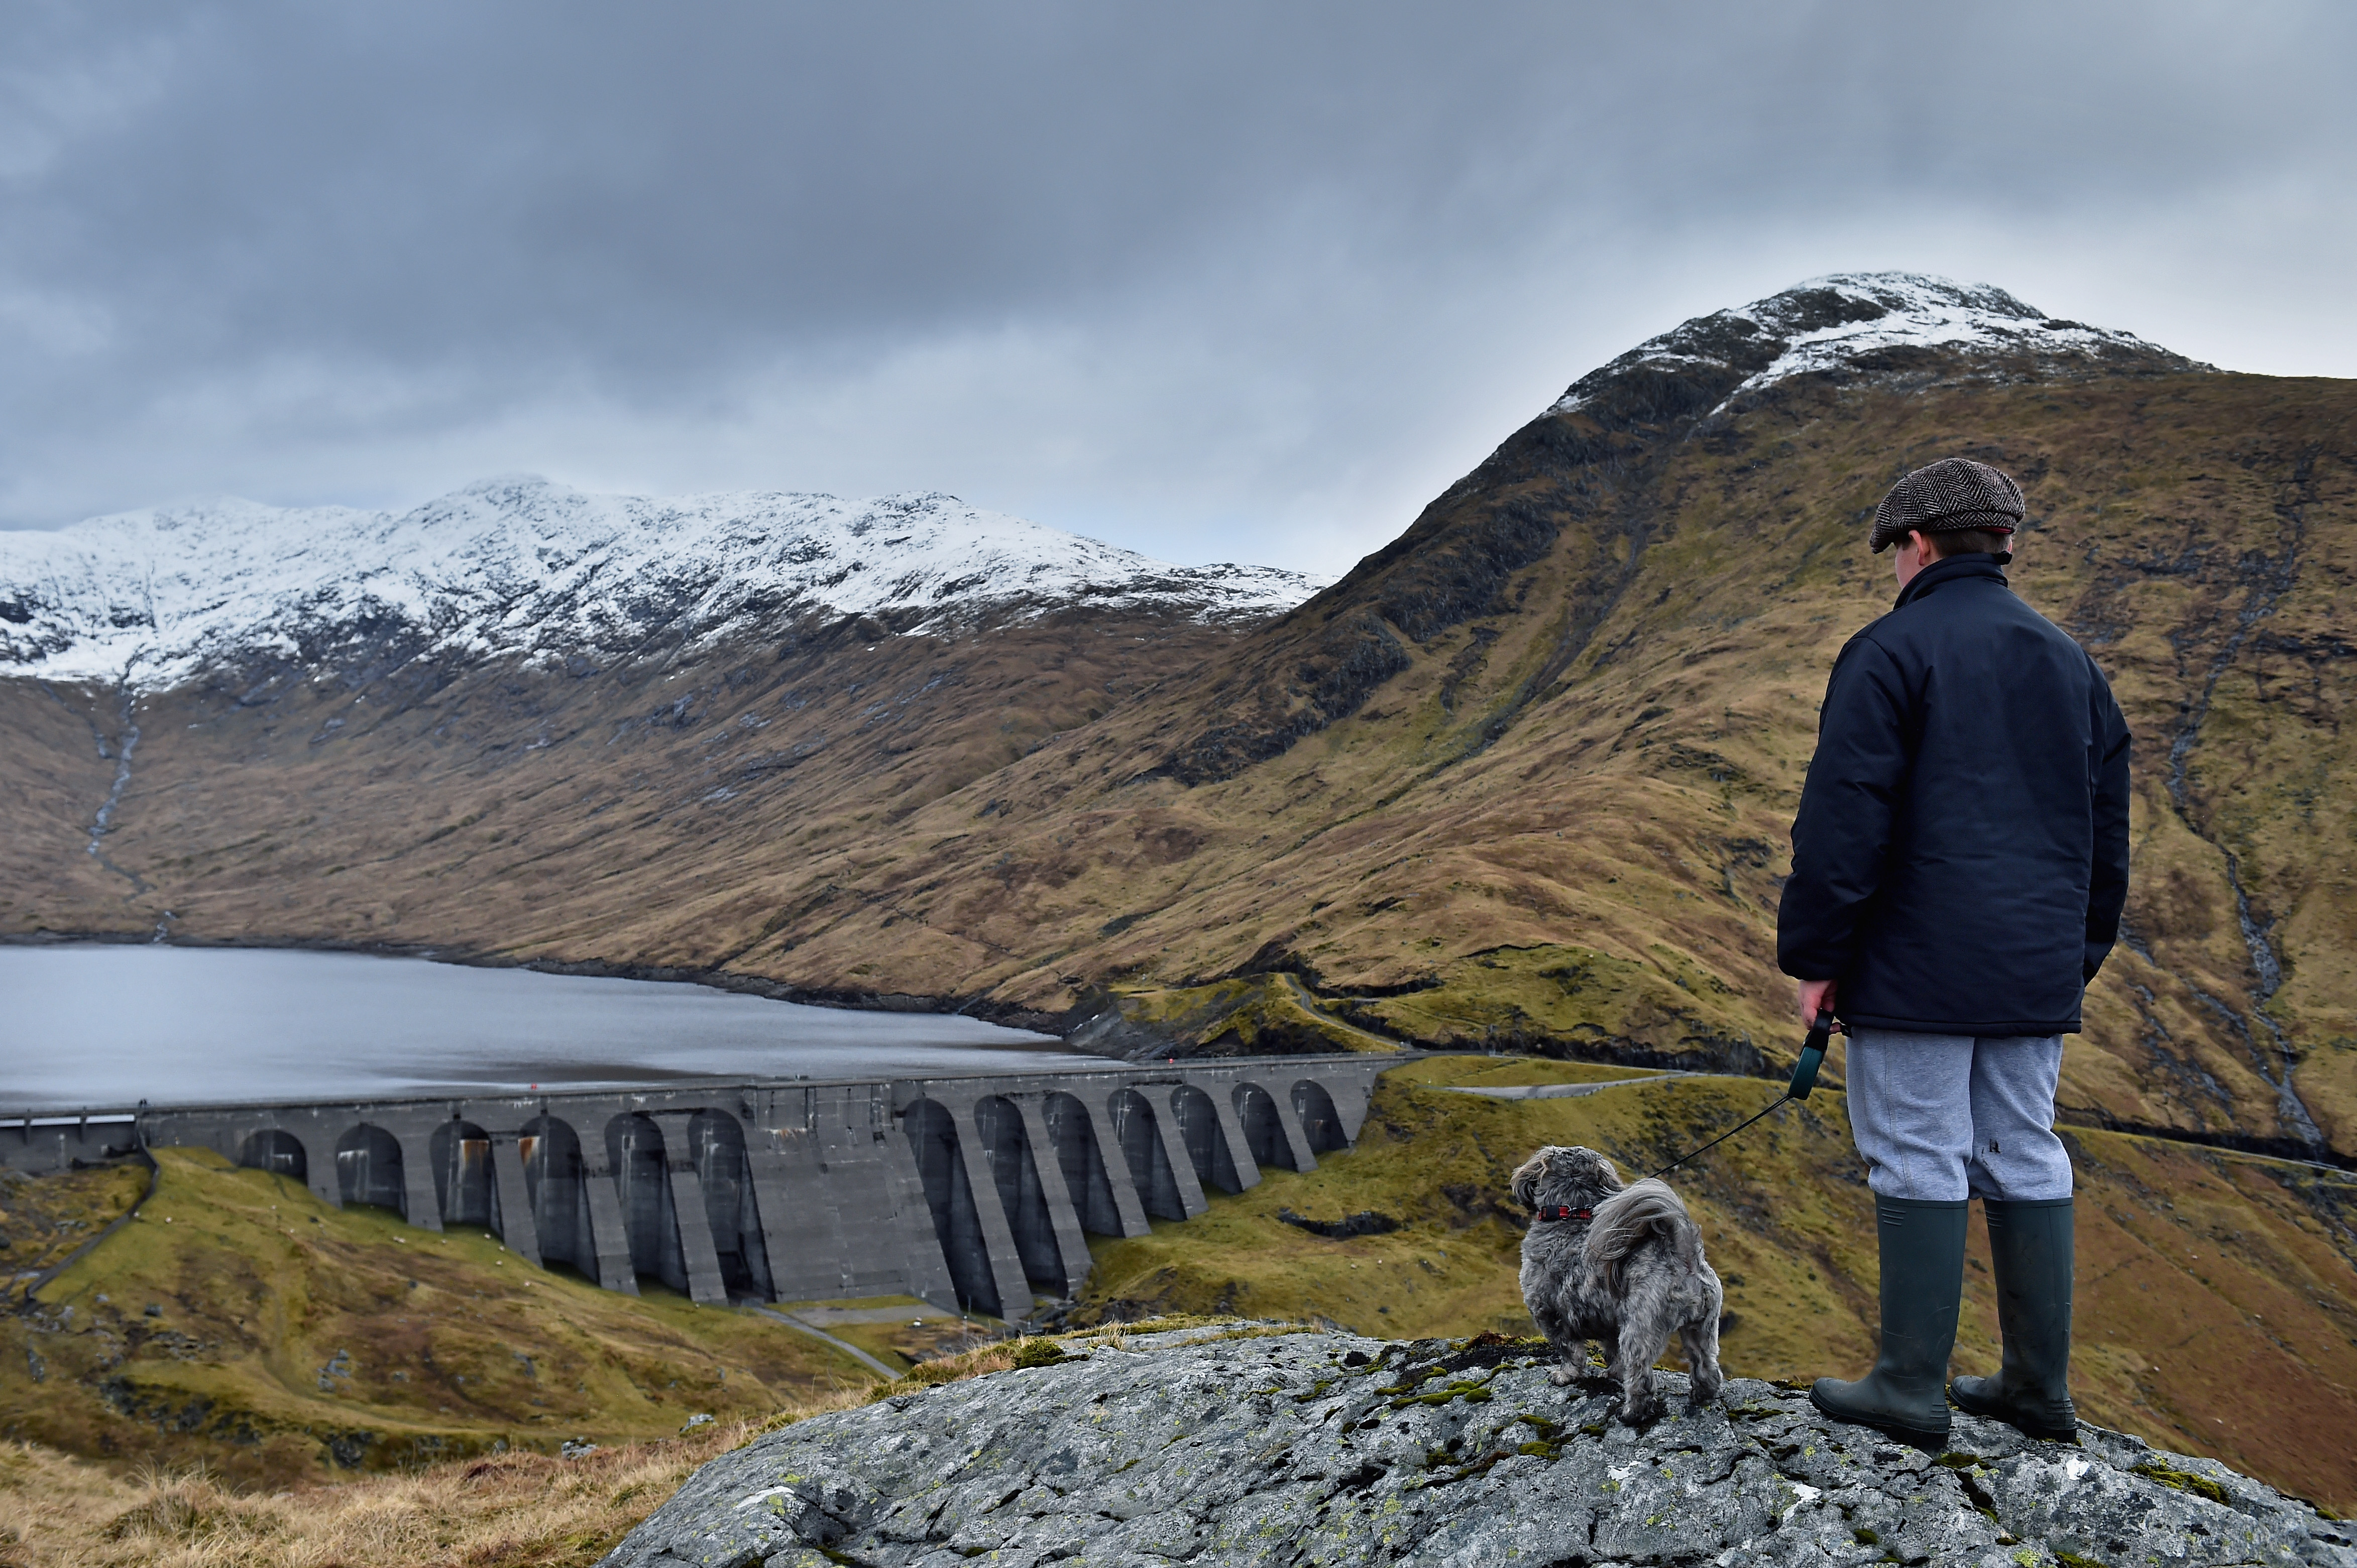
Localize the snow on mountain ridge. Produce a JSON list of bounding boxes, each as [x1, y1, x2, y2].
[[1550, 271, 2205, 421], [0, 477, 1332, 688]]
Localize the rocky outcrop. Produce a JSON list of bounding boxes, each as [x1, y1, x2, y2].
[[600, 1326, 2351, 1567]]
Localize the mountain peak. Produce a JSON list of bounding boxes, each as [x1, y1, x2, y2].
[[458, 471, 560, 496], [0, 483, 1331, 688], [1551, 270, 2210, 427]]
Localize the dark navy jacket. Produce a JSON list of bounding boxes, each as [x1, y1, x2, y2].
[[1776, 555, 2131, 1036]]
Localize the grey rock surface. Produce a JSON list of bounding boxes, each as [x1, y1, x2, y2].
[[600, 1326, 2352, 1567]]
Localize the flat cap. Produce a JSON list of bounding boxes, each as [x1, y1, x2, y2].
[[1869, 457, 2025, 552]]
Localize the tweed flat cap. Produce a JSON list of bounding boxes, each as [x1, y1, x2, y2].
[[1869, 457, 2025, 552]]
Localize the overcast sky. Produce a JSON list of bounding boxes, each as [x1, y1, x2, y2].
[[3, 2, 2350, 572]]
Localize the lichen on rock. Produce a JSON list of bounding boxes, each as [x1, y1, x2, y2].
[[599, 1325, 2353, 1567]]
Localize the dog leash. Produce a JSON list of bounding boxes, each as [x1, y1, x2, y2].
[[1641, 1011, 1833, 1181]]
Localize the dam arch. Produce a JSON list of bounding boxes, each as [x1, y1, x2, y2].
[[687, 1108, 768, 1300], [1107, 1089, 1186, 1220], [431, 1120, 495, 1228], [1043, 1092, 1123, 1236], [1232, 1082, 1289, 1171], [974, 1096, 1065, 1292], [1292, 1080, 1350, 1154], [238, 1129, 307, 1182], [607, 1113, 686, 1293], [1171, 1084, 1242, 1193], [906, 1098, 998, 1315], [521, 1115, 588, 1275], [335, 1123, 405, 1215]]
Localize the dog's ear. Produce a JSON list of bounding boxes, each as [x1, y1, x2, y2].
[[1509, 1150, 1548, 1209]]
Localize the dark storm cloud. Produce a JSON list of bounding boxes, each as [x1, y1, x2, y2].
[[3, 2, 2351, 565]]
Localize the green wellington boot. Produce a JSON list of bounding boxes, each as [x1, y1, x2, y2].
[[1951, 1196, 2078, 1440], [1812, 1196, 1968, 1446]]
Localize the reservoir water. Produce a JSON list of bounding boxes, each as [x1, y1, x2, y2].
[[0, 945, 1107, 1111]]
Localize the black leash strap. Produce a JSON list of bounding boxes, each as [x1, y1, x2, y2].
[[1644, 1012, 1833, 1182]]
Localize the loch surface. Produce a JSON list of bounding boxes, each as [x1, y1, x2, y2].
[[0, 944, 1098, 1110]]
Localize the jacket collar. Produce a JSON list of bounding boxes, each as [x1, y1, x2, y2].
[[1892, 552, 2009, 612]]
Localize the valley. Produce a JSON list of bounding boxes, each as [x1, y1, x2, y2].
[[7, 277, 2348, 1166], [4, 272, 2355, 1531]]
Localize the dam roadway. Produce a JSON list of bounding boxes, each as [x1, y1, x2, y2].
[[1, 1054, 1392, 1323]]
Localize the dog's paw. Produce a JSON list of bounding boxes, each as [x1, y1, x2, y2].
[[1547, 1365, 1578, 1387], [1615, 1399, 1663, 1428]]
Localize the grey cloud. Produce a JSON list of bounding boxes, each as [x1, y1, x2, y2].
[[2, 1, 2351, 564]]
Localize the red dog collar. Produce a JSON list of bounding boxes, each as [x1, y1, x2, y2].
[[1533, 1205, 1592, 1223]]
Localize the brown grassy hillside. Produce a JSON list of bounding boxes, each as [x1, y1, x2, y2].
[[0, 608, 1250, 1023], [5, 359, 2352, 1162], [1, 1149, 883, 1488], [761, 369, 2354, 1160], [1, 1328, 1126, 1568]]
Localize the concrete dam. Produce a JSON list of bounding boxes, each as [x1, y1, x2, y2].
[[3, 1054, 1393, 1323]]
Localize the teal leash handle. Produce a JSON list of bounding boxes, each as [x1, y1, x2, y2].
[[1788, 1010, 1834, 1100], [1643, 1010, 1837, 1181]]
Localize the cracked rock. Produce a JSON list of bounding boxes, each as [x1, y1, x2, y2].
[[599, 1327, 2353, 1567]]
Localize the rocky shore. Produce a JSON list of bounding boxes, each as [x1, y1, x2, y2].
[[601, 1324, 2352, 1567]]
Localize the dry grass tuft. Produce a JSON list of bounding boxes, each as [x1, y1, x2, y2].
[[863, 1337, 1020, 1394], [5, 1429, 747, 1567]]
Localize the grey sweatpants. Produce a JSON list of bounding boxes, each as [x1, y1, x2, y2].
[[1845, 1029, 2073, 1202]]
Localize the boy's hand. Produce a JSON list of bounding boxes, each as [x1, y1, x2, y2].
[[1797, 978, 1838, 1028]]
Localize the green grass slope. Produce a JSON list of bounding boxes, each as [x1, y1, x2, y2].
[[1, 1149, 882, 1487], [1070, 1058, 2357, 1515]]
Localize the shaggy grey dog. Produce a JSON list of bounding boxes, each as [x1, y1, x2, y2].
[[1512, 1145, 1726, 1425]]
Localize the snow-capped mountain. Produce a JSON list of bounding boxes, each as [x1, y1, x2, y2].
[[0, 275, 2195, 694], [1552, 272, 2208, 422], [0, 478, 1331, 688]]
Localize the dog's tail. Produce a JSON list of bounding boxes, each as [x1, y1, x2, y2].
[[1584, 1177, 1702, 1292]]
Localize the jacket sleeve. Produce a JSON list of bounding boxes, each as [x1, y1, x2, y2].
[[1777, 633, 1912, 981], [2083, 675, 2132, 982]]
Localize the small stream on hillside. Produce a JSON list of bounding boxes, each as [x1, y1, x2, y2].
[[0, 945, 1104, 1111]]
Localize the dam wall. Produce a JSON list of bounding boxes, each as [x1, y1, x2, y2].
[[1, 1055, 1392, 1323]]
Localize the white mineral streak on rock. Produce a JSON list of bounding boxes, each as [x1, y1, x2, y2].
[[596, 1327, 2354, 1568], [0, 476, 1332, 688]]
